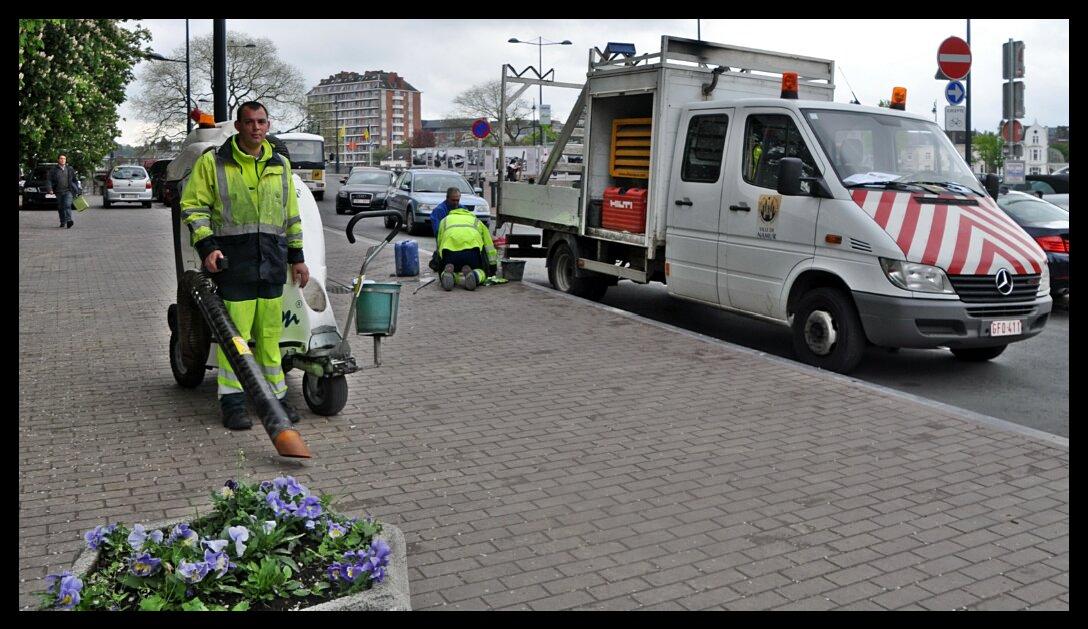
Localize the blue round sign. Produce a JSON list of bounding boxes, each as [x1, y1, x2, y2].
[[471, 118, 491, 140], [945, 81, 966, 106]]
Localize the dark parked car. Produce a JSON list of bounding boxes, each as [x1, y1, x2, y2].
[[21, 163, 59, 209], [147, 159, 172, 203], [1008, 173, 1069, 211], [995, 190, 1069, 299], [335, 168, 395, 215]]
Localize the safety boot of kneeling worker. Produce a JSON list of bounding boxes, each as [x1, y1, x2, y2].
[[220, 393, 252, 430], [440, 264, 456, 291], [460, 266, 484, 291]]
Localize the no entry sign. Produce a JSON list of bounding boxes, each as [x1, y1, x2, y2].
[[938, 36, 972, 81]]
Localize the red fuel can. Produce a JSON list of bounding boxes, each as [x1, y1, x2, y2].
[[602, 187, 648, 234]]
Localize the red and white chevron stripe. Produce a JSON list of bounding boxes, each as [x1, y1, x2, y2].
[[850, 190, 1044, 276]]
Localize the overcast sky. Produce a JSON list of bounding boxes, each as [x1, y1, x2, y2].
[[118, 18, 1068, 145]]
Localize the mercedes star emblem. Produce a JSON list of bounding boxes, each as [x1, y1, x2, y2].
[[995, 268, 1014, 296]]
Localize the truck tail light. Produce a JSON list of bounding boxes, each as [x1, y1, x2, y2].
[[1035, 235, 1069, 253], [890, 87, 907, 110], [780, 72, 798, 99]]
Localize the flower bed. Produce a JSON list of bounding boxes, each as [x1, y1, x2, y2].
[[39, 477, 410, 611]]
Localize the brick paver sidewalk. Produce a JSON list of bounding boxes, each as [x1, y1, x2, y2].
[[19, 205, 1068, 610]]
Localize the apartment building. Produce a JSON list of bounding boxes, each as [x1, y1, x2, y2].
[[307, 70, 422, 170]]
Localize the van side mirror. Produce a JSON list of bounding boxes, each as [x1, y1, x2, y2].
[[776, 157, 804, 196], [474, 187, 483, 195], [983, 173, 1000, 198], [340, 177, 348, 184]]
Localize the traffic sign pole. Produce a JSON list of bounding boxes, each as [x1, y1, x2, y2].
[[965, 20, 971, 169]]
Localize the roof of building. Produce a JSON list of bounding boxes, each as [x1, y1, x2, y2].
[[314, 70, 419, 93]]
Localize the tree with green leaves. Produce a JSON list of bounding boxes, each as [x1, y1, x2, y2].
[[973, 131, 1004, 174], [130, 31, 307, 143], [19, 19, 151, 175]]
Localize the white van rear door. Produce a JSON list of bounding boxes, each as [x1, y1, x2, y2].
[[665, 109, 733, 305]]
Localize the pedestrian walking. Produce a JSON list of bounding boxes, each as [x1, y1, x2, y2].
[[179, 101, 309, 430], [46, 154, 81, 229]]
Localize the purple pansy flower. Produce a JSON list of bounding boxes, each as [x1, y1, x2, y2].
[[326, 561, 344, 582], [259, 481, 273, 492], [45, 571, 83, 609], [53, 573, 83, 609], [168, 523, 199, 547], [177, 560, 210, 584], [266, 491, 290, 517], [201, 539, 228, 553], [294, 496, 323, 519], [203, 549, 232, 577], [343, 562, 362, 583], [370, 539, 391, 565], [225, 479, 238, 490], [327, 522, 348, 539], [227, 525, 249, 557], [128, 552, 162, 577], [273, 476, 308, 498], [305, 519, 316, 531], [83, 524, 116, 550], [126, 524, 163, 551]]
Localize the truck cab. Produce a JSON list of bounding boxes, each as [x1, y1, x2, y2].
[[498, 36, 1050, 373]]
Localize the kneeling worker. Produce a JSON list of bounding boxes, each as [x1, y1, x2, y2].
[[436, 208, 498, 291]]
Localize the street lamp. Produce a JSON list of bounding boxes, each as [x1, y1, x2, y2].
[[147, 49, 192, 135], [508, 36, 572, 147]]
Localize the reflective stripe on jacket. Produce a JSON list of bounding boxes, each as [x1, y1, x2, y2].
[[180, 136, 303, 289], [436, 208, 497, 267]]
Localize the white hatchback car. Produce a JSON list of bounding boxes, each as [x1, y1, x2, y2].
[[103, 165, 153, 208]]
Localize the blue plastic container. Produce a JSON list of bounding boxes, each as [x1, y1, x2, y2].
[[394, 240, 419, 277]]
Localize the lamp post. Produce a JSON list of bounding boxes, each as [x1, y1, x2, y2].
[[508, 36, 572, 147], [147, 48, 191, 135]]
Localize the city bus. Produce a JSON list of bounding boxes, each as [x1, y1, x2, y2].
[[275, 132, 326, 200]]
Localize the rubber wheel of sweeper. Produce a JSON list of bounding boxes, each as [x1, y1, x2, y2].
[[303, 373, 348, 416], [170, 274, 212, 388]]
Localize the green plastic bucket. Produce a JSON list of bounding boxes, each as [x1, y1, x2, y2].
[[356, 282, 401, 336]]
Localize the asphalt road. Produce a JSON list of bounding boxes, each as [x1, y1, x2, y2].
[[141, 174, 1066, 439]]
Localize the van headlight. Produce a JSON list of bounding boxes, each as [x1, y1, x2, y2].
[[25, 187, 37, 193], [1038, 266, 1050, 297], [879, 258, 954, 294]]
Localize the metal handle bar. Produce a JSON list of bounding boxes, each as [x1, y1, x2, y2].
[[346, 210, 403, 244]]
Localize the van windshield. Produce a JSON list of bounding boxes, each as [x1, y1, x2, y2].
[[802, 108, 983, 195], [282, 139, 325, 169]]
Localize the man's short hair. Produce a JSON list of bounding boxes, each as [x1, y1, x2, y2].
[[446, 187, 461, 198], [237, 101, 268, 121], [58, 154, 66, 160]]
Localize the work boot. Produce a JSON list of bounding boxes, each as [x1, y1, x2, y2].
[[440, 264, 455, 291], [220, 393, 252, 430], [66, 220, 74, 228], [461, 266, 477, 291], [280, 399, 302, 424]]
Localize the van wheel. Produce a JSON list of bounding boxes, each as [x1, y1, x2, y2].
[[303, 373, 348, 416], [791, 287, 866, 374], [314, 191, 324, 201], [547, 241, 608, 301], [950, 345, 1007, 361]]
